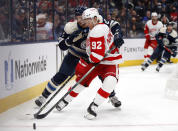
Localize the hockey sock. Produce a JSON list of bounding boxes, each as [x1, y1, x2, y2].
[[64, 84, 86, 103], [42, 80, 58, 98], [94, 76, 117, 106]]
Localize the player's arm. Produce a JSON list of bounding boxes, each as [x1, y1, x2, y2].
[[144, 23, 150, 41], [88, 36, 105, 63], [58, 30, 70, 51], [105, 19, 124, 48]]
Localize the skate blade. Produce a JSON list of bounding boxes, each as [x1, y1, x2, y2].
[[84, 113, 96, 120]]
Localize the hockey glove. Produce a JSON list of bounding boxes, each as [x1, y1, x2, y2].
[[114, 32, 124, 48], [65, 29, 82, 46]]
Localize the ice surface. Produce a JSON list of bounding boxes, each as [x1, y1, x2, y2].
[[0, 64, 178, 131]]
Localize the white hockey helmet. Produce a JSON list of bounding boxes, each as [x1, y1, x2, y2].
[[82, 8, 99, 20], [151, 12, 158, 17]]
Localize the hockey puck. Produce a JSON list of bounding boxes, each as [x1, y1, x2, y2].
[[33, 123, 36, 130]]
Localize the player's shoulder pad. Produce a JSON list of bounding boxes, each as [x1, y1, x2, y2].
[[158, 21, 163, 25], [146, 20, 152, 25], [64, 20, 78, 34], [170, 30, 177, 38], [90, 24, 109, 37]]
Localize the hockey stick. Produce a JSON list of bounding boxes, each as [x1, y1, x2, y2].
[[34, 48, 115, 119], [33, 73, 75, 117], [34, 62, 99, 119]]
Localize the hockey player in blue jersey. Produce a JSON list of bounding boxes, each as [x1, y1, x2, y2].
[[35, 6, 124, 108], [141, 22, 177, 72]]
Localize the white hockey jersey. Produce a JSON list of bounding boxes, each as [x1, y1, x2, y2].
[[86, 23, 123, 65], [36, 22, 53, 40], [144, 20, 163, 40]]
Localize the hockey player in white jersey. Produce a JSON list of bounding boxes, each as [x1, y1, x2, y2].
[[56, 8, 123, 120], [35, 6, 123, 109], [144, 12, 163, 59]]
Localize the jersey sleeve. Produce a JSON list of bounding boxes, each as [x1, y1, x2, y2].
[[58, 30, 69, 50], [89, 36, 105, 63], [144, 23, 149, 35]]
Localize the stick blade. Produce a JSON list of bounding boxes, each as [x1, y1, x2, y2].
[[34, 113, 47, 119]]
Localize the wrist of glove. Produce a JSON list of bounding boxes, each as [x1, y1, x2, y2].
[[114, 32, 124, 48]]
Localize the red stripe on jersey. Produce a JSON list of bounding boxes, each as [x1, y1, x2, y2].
[[109, 42, 115, 50], [104, 55, 122, 61], [69, 88, 78, 97], [144, 24, 149, 34], [97, 88, 110, 98], [90, 54, 101, 63]]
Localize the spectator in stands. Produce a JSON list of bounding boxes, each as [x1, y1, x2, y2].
[[161, 15, 169, 27], [170, 5, 177, 22], [129, 16, 144, 38], [142, 10, 151, 24], [0, 10, 8, 41], [36, 13, 53, 40], [12, 8, 27, 42]]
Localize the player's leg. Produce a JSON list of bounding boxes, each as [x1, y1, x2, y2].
[[56, 59, 98, 111], [156, 49, 172, 72], [35, 53, 79, 107], [144, 39, 150, 59], [98, 76, 121, 108], [141, 45, 163, 71], [85, 65, 119, 119]]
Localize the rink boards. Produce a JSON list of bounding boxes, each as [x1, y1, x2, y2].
[[0, 39, 178, 113]]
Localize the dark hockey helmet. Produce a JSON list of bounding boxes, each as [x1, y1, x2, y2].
[[75, 6, 87, 16]]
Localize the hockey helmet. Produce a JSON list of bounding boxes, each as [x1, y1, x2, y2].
[[75, 6, 87, 16], [82, 8, 99, 20], [151, 12, 158, 17]]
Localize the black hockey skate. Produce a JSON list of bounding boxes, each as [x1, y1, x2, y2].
[[35, 96, 47, 107], [109, 95, 122, 108], [56, 99, 69, 111], [156, 63, 163, 72], [84, 102, 98, 120], [156, 66, 161, 72]]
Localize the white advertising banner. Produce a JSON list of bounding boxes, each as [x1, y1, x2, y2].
[[120, 39, 145, 61], [0, 42, 58, 99], [0, 39, 177, 99]]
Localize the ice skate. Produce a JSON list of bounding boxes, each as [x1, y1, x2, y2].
[[84, 102, 98, 120], [56, 99, 69, 111], [109, 95, 121, 108], [35, 95, 47, 107]]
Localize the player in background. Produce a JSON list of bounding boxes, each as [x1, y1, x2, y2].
[[144, 12, 163, 59], [35, 7, 124, 108], [55, 8, 123, 120], [141, 22, 178, 72]]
